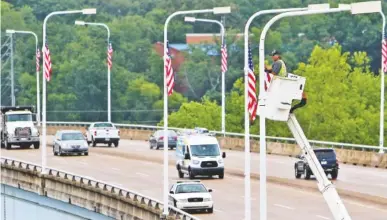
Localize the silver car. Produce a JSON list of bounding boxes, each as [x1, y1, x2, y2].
[[53, 130, 89, 156]]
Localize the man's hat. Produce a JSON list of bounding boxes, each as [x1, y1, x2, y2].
[[271, 50, 281, 56]]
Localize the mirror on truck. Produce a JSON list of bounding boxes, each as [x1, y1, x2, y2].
[[222, 152, 226, 158], [184, 153, 190, 160]]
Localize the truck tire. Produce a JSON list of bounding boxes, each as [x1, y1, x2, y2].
[[178, 168, 184, 178], [188, 168, 195, 179], [92, 138, 96, 147], [33, 143, 40, 149], [304, 168, 311, 180], [219, 172, 224, 179], [114, 141, 119, 147], [295, 167, 301, 179], [108, 142, 112, 147], [331, 170, 338, 180]]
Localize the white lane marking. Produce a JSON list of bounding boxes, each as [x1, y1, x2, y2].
[[214, 209, 223, 213], [273, 204, 295, 210], [344, 200, 387, 213], [136, 172, 149, 177], [316, 215, 331, 220], [111, 168, 120, 171], [240, 196, 257, 201]]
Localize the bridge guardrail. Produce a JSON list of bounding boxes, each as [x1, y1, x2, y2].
[[0, 156, 199, 220], [45, 121, 386, 152]]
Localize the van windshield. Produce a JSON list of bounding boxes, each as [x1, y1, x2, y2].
[[190, 144, 220, 157]]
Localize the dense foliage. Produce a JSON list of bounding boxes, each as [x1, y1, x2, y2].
[[1, 0, 386, 145]]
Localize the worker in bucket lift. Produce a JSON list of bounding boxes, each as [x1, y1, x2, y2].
[[264, 50, 307, 113]]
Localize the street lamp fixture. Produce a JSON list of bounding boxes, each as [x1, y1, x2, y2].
[[5, 29, 16, 34], [184, 17, 196, 22], [213, 6, 231, 14], [74, 20, 86, 25], [82, 8, 97, 14]]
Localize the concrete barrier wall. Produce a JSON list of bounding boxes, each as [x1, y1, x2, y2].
[[1, 159, 197, 220], [43, 125, 387, 169]]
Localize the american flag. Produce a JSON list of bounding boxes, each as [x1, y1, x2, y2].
[[382, 33, 387, 73], [221, 38, 227, 73], [36, 48, 40, 72], [247, 45, 257, 121], [43, 41, 52, 82], [107, 42, 113, 69], [165, 41, 174, 96], [264, 70, 273, 91]]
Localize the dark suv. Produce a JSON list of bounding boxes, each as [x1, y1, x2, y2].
[[294, 148, 339, 180]]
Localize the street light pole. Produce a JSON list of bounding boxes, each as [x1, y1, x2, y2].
[[10, 33, 15, 106], [379, 11, 385, 154], [41, 8, 96, 174], [6, 30, 40, 125], [259, 2, 382, 219], [184, 17, 226, 134], [74, 21, 111, 122], [243, 6, 312, 220], [163, 6, 231, 217]]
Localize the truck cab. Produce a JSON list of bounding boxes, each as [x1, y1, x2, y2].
[[175, 134, 226, 179], [0, 106, 40, 149]]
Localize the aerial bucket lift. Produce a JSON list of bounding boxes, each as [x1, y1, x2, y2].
[[257, 74, 351, 220]]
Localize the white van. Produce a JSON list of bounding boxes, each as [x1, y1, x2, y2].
[[175, 134, 226, 179]]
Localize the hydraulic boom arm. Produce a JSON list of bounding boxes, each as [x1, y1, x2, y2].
[[287, 113, 351, 220]]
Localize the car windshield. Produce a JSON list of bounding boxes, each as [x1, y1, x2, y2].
[[62, 133, 84, 141], [314, 150, 335, 160], [190, 144, 220, 157], [6, 114, 32, 122], [176, 184, 207, 194], [94, 123, 113, 127]]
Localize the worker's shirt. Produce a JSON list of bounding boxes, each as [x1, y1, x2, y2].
[[271, 59, 287, 77]]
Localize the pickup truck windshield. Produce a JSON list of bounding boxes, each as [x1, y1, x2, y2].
[[190, 144, 220, 157], [62, 133, 84, 140], [6, 114, 32, 122], [94, 123, 113, 127], [176, 184, 207, 194]]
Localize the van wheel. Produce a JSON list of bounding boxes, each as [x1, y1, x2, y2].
[[304, 168, 311, 180], [188, 169, 195, 179], [5, 139, 11, 150], [178, 169, 184, 178], [295, 168, 301, 179]]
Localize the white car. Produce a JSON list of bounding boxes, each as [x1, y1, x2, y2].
[[85, 122, 120, 147], [53, 130, 88, 156], [168, 181, 213, 213]]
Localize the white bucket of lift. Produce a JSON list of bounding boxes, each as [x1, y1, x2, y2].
[[257, 73, 306, 121]]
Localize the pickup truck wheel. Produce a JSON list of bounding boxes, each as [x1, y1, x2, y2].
[[149, 142, 153, 149], [92, 138, 96, 147], [208, 207, 213, 213], [33, 143, 40, 149], [114, 141, 119, 147], [84, 152, 89, 156], [219, 172, 224, 179], [331, 170, 338, 180], [108, 143, 112, 147]]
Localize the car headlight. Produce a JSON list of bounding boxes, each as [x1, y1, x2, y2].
[[192, 160, 200, 165], [218, 159, 223, 164], [203, 198, 212, 202], [178, 199, 188, 202]]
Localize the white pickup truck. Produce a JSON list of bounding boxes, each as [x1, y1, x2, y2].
[[85, 122, 120, 147]]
